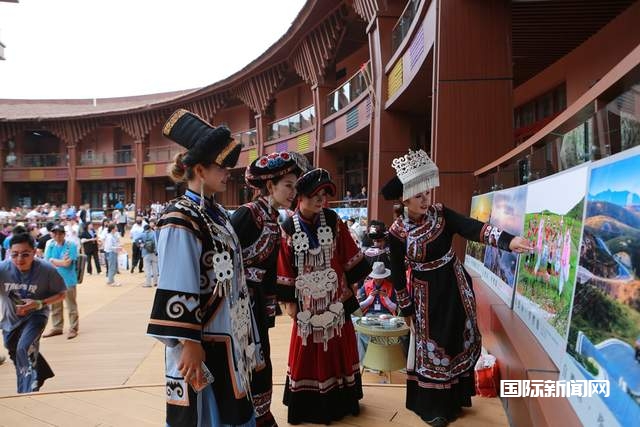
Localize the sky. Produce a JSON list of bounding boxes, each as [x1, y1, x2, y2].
[[525, 165, 589, 214], [490, 186, 527, 234], [588, 151, 640, 197], [0, 0, 306, 99]]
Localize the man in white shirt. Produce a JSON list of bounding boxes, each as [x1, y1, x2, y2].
[[64, 219, 81, 255], [103, 224, 121, 286], [129, 216, 147, 274]]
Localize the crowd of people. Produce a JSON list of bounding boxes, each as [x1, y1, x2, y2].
[[143, 109, 532, 427], [0, 108, 533, 426], [0, 200, 165, 389]]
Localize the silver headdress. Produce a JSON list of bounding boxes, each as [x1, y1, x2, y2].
[[391, 149, 440, 201]]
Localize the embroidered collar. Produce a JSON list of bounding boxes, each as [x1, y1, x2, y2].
[[256, 197, 280, 222], [406, 205, 436, 228], [185, 189, 214, 206], [185, 190, 225, 226], [292, 209, 333, 269]]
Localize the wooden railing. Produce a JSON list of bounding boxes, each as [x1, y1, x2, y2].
[[267, 106, 315, 141]]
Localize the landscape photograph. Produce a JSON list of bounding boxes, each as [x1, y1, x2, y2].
[[465, 192, 494, 263], [483, 186, 527, 290], [566, 151, 640, 426]]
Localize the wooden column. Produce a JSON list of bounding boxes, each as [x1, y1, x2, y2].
[[0, 144, 5, 207], [367, 13, 413, 226], [431, 0, 513, 213], [312, 83, 339, 180], [67, 144, 80, 206], [134, 139, 149, 210], [255, 113, 268, 157]]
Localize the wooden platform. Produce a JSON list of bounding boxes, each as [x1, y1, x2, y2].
[[0, 270, 509, 426]]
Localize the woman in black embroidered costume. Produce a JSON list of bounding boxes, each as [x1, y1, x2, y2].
[[381, 150, 532, 427], [276, 168, 371, 425], [147, 109, 259, 427], [230, 152, 306, 427]]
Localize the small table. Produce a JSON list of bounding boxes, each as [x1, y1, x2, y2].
[[354, 317, 410, 384]]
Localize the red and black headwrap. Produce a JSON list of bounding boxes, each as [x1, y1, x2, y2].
[[245, 151, 306, 189], [295, 168, 336, 198]]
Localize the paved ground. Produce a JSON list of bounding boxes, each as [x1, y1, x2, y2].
[[0, 266, 509, 426]]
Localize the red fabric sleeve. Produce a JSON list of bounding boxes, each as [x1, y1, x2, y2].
[[336, 219, 370, 284], [276, 235, 297, 302]]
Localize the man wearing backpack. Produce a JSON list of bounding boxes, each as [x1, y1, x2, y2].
[[129, 216, 145, 274], [42, 224, 79, 339], [140, 224, 158, 287]]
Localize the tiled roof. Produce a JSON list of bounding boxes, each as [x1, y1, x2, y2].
[[0, 89, 198, 121]]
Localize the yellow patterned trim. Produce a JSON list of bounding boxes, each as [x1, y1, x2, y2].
[[215, 139, 240, 165], [387, 58, 404, 99], [163, 109, 188, 137]]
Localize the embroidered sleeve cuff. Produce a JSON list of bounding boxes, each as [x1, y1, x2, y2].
[[498, 230, 517, 252], [265, 295, 278, 328], [246, 267, 266, 283], [480, 224, 503, 247], [344, 255, 372, 284], [147, 289, 202, 341], [343, 293, 359, 317], [396, 288, 414, 316]]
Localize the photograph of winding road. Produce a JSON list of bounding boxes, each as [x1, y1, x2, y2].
[[566, 151, 640, 426]]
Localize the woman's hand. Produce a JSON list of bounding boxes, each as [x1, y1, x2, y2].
[[403, 315, 415, 334], [283, 302, 298, 319], [509, 236, 533, 254], [178, 340, 205, 384]]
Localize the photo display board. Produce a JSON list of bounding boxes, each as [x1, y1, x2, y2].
[[560, 147, 640, 427], [464, 192, 494, 272], [478, 186, 527, 306], [513, 165, 588, 367]]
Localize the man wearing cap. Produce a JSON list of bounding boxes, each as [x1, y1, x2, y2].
[[356, 261, 398, 362], [362, 220, 391, 270], [43, 224, 79, 339], [0, 232, 66, 392], [357, 262, 397, 316]]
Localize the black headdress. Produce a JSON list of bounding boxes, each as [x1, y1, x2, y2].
[[162, 109, 241, 168]]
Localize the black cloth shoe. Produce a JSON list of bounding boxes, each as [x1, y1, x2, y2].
[[426, 417, 449, 427]]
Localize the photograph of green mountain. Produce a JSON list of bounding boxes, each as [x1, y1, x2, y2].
[[565, 150, 640, 426]]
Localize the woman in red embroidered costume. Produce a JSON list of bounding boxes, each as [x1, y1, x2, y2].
[[230, 152, 306, 427], [381, 150, 532, 427], [276, 168, 371, 424]]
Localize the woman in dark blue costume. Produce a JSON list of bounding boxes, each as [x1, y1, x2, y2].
[[230, 151, 306, 427]]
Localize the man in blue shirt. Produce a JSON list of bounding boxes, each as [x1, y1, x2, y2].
[[0, 232, 66, 392], [43, 224, 79, 339]]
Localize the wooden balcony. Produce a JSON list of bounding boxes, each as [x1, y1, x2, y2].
[[385, 0, 435, 110], [322, 91, 372, 148], [2, 167, 69, 182]]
